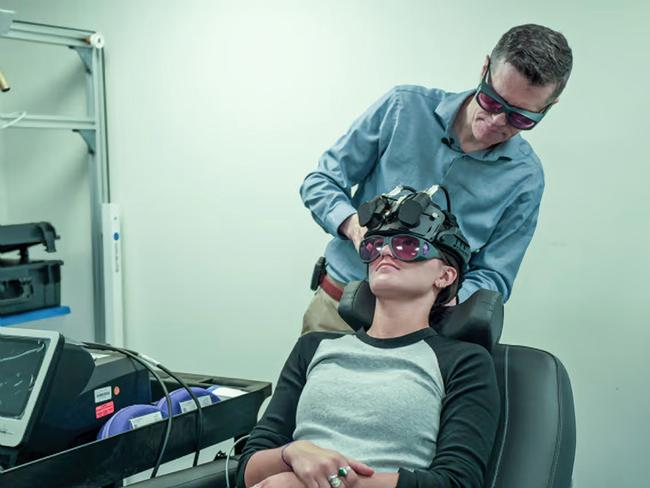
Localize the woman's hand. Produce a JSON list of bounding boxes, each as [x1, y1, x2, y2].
[[252, 472, 307, 488], [284, 440, 374, 488]]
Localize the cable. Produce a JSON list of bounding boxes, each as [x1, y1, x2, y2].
[[439, 186, 451, 211], [225, 435, 250, 488], [137, 352, 205, 468], [0, 111, 27, 129], [85, 343, 205, 469], [83, 342, 173, 478]]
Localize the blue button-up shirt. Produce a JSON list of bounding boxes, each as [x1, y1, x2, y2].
[[300, 85, 544, 303]]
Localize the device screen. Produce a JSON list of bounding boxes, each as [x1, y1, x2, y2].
[[0, 337, 49, 418]]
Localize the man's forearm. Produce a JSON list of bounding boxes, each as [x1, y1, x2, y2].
[[457, 268, 508, 303]]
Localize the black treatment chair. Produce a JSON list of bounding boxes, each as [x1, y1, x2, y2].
[[129, 285, 576, 488]]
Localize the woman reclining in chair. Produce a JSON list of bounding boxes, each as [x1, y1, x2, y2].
[[237, 186, 500, 488]]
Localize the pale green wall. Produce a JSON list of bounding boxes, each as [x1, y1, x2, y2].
[[1, 1, 648, 486], [0, 68, 7, 221], [0, 106, 5, 222], [0, 37, 96, 340]]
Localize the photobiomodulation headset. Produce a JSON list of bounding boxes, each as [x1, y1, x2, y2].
[[357, 184, 471, 270]]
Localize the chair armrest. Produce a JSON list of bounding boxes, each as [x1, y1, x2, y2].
[[126, 457, 239, 488]]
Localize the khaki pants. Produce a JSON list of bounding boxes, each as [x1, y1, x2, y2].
[[301, 277, 354, 335]]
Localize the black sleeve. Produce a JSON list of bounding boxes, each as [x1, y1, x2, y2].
[[397, 340, 500, 488], [236, 333, 329, 488]]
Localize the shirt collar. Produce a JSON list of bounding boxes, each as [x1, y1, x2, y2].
[[433, 89, 473, 132], [355, 327, 437, 348], [434, 89, 515, 163]]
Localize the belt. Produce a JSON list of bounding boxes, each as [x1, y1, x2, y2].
[[319, 273, 344, 302]]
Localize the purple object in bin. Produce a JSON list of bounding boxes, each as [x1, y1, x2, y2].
[[207, 384, 220, 396], [155, 387, 218, 416], [97, 404, 165, 439]]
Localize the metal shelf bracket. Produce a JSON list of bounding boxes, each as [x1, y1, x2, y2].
[[1, 17, 111, 342]]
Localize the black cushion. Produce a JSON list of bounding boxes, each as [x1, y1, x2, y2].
[[338, 281, 503, 351], [485, 345, 576, 488]]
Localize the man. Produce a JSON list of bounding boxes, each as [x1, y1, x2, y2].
[[300, 24, 573, 334]]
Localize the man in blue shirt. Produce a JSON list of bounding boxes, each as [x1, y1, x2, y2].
[[300, 24, 573, 334]]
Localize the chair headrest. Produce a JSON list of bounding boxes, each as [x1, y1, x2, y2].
[[338, 281, 503, 351]]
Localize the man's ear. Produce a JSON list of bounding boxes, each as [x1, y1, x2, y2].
[[481, 54, 490, 77], [543, 95, 560, 110]]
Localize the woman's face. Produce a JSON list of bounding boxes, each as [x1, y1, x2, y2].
[[368, 241, 457, 300]]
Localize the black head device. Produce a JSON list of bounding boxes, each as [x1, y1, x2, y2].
[[357, 184, 471, 270]]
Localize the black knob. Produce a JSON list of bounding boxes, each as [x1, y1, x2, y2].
[[358, 201, 376, 227], [398, 193, 430, 227]]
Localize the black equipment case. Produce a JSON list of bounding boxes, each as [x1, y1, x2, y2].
[[0, 222, 63, 316]]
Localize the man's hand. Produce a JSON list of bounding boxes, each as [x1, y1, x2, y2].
[[339, 214, 368, 250], [284, 440, 374, 488]]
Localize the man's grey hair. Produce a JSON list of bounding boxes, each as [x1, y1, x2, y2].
[[491, 24, 573, 101]]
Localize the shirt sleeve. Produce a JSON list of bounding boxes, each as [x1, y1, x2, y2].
[[299, 88, 401, 237], [236, 335, 321, 488], [397, 341, 500, 488], [457, 171, 544, 303]]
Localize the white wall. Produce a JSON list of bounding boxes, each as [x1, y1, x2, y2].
[[1, 1, 648, 486]]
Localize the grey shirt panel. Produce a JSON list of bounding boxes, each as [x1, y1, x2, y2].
[[294, 330, 443, 472]]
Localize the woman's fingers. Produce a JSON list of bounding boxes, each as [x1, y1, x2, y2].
[[286, 441, 373, 488], [301, 465, 328, 488], [316, 459, 348, 488], [323, 459, 363, 488], [315, 474, 331, 488], [323, 460, 344, 488], [339, 466, 359, 488], [347, 459, 374, 477]]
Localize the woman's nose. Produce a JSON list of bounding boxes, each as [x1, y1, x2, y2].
[[379, 242, 394, 257]]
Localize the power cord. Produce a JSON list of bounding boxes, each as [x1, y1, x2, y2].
[[439, 185, 451, 211], [84, 342, 173, 478], [137, 352, 205, 468], [0, 111, 26, 129], [225, 435, 250, 488], [85, 343, 205, 470]]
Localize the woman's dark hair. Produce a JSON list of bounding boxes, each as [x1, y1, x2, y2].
[[429, 250, 463, 328]]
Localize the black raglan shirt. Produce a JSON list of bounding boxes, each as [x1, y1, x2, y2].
[[237, 328, 499, 488]]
